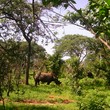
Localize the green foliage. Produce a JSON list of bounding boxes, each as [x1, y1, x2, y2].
[[67, 56, 84, 78], [79, 78, 106, 89], [87, 0, 110, 37], [65, 57, 84, 96], [0, 104, 60, 110], [105, 0, 110, 6], [31, 42, 46, 59], [63, 0, 110, 42], [42, 0, 76, 7], [45, 53, 64, 76], [57, 0, 110, 50], [0, 0, 58, 85], [77, 90, 107, 110], [0, 39, 46, 100], [55, 34, 94, 59], [0, 39, 22, 99], [1, 74, 110, 110], [1, 76, 77, 110]]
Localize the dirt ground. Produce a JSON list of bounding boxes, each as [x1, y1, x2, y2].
[[0, 96, 75, 106]]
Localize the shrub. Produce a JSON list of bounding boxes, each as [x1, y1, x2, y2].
[[79, 78, 105, 89], [77, 90, 106, 110]]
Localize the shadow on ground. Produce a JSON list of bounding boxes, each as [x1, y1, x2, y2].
[[0, 105, 61, 110]]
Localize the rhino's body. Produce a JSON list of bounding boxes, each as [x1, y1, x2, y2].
[[34, 72, 61, 86]]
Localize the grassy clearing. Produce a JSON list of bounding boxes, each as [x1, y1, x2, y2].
[[0, 103, 78, 110], [1, 75, 110, 110], [1, 76, 78, 110]]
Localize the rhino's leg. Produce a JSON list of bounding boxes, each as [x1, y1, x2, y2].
[[38, 80, 40, 85], [47, 81, 51, 85], [35, 79, 39, 86], [35, 80, 37, 86]]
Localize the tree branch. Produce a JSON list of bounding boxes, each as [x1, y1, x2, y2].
[[67, 2, 110, 50], [98, 37, 110, 50]]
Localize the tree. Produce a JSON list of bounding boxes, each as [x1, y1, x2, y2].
[[54, 35, 92, 90], [55, 34, 96, 63], [0, 0, 57, 84], [0, 38, 46, 100], [17, 41, 46, 73], [42, 0, 110, 85], [84, 42, 110, 85], [41, 0, 110, 50], [0, 39, 24, 108], [45, 53, 64, 76]]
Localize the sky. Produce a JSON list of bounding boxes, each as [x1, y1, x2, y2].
[[41, 0, 94, 55]]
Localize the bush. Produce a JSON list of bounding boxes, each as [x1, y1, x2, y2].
[[77, 90, 106, 110], [79, 78, 105, 89]]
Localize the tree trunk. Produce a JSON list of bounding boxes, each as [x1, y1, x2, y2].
[[98, 37, 110, 50], [25, 41, 31, 85]]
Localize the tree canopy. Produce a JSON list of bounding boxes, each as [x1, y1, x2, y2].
[[42, 0, 110, 50], [0, 0, 58, 84], [54, 34, 97, 62]]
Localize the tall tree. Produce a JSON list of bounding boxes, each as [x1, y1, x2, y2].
[[0, 0, 56, 84], [54, 34, 106, 78], [54, 34, 95, 63]]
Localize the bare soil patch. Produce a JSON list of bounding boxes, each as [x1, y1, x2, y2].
[[0, 95, 76, 106], [18, 99, 75, 105]]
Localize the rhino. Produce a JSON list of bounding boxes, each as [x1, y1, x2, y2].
[[34, 72, 61, 86]]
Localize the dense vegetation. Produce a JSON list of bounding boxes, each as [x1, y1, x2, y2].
[[0, 35, 110, 110], [0, 0, 110, 110], [0, 72, 110, 110]]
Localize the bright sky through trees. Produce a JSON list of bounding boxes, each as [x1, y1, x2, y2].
[[43, 0, 94, 55]]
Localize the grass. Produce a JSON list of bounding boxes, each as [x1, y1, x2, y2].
[[1, 75, 110, 110], [1, 76, 78, 110], [0, 104, 62, 110]]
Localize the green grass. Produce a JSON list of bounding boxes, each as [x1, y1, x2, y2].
[[0, 104, 62, 110], [1, 76, 78, 110], [1, 76, 110, 110]]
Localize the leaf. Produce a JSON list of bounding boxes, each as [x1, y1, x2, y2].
[[64, 3, 68, 9], [105, 0, 110, 6], [71, 0, 76, 4], [77, 9, 82, 15]]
